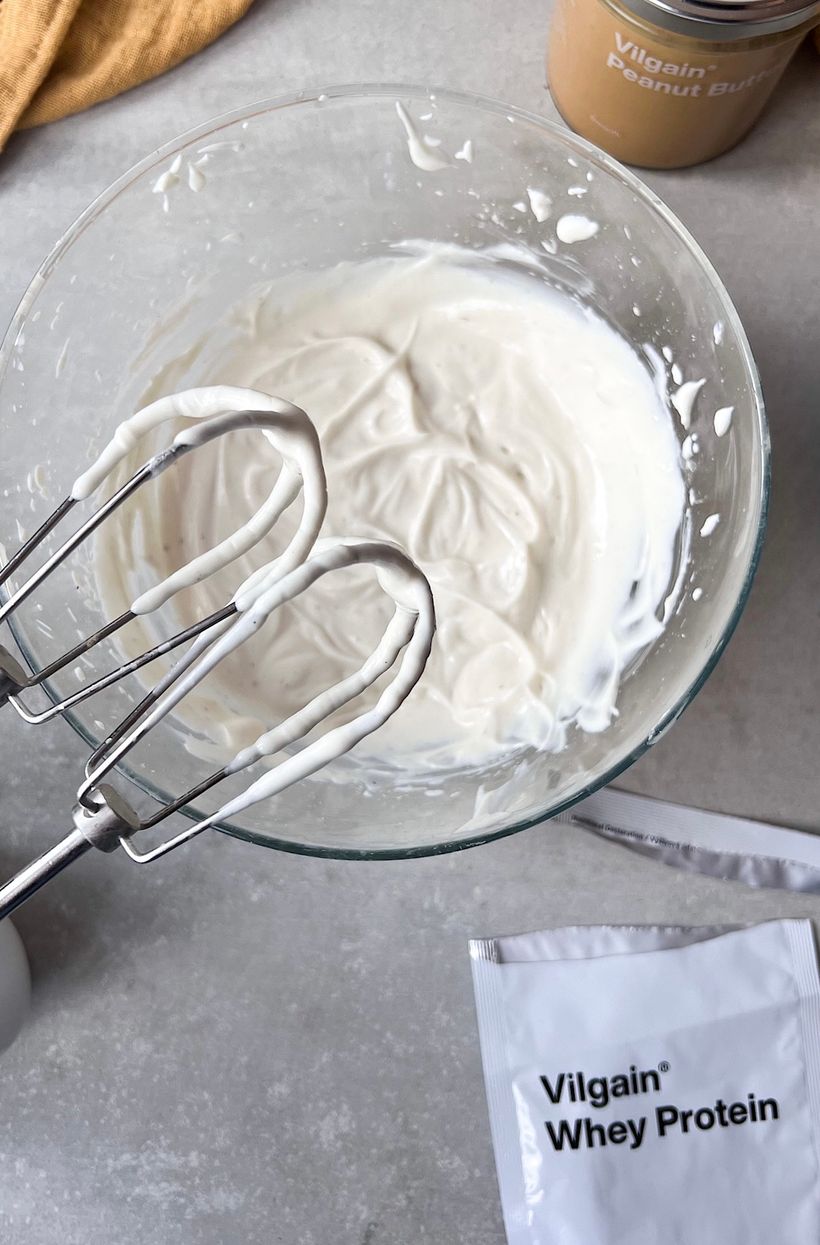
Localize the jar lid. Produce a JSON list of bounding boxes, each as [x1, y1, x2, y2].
[[622, 0, 820, 38]]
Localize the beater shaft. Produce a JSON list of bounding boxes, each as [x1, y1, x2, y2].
[[0, 786, 137, 918], [0, 830, 92, 918]]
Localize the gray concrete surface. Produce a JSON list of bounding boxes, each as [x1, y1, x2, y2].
[[0, 2, 818, 1241]]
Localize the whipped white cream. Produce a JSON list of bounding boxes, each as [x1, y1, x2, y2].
[[94, 247, 685, 770], [74, 386, 328, 616], [75, 385, 435, 808]]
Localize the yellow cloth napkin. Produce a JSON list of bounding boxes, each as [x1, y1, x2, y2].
[[0, 0, 254, 149]]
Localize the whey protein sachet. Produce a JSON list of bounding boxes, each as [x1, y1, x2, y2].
[[470, 921, 820, 1244]]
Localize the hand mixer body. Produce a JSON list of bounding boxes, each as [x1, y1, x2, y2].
[[0, 388, 435, 918]]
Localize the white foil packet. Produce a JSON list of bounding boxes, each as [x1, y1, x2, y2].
[[470, 921, 820, 1244], [562, 789, 820, 892]]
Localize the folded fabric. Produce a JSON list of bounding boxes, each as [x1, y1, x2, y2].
[[0, 0, 254, 149]]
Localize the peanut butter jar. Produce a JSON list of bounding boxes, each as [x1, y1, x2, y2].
[[548, 0, 820, 167]]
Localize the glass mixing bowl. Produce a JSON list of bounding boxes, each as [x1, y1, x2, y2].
[[0, 85, 768, 859]]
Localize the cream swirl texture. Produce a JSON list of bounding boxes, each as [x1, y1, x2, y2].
[[94, 248, 685, 768]]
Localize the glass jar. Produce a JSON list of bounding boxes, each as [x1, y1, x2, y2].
[[548, 0, 819, 167]]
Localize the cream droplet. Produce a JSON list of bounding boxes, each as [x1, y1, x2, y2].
[[187, 163, 206, 192], [395, 102, 450, 172], [526, 188, 552, 223], [671, 379, 706, 431], [713, 406, 734, 437], [555, 214, 599, 244]]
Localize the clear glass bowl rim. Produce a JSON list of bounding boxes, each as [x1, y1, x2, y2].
[[0, 82, 770, 860]]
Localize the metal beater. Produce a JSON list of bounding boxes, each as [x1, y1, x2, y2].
[[0, 389, 435, 918]]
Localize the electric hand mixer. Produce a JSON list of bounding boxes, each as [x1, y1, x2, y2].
[[0, 387, 435, 918]]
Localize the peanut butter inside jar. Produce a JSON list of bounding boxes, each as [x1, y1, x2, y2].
[[548, 0, 819, 167]]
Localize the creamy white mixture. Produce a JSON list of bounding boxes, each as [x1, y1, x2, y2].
[[95, 248, 685, 770], [74, 386, 435, 820]]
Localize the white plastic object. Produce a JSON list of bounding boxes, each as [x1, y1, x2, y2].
[[0, 919, 31, 1051]]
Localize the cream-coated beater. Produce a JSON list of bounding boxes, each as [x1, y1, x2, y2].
[[0, 387, 435, 918]]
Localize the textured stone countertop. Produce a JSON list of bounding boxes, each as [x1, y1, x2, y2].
[[0, 2, 818, 1240]]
